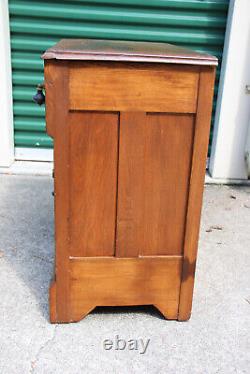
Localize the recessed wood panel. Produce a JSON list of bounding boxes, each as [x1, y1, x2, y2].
[[116, 112, 194, 257], [69, 112, 118, 257], [69, 62, 199, 113], [69, 256, 182, 321]]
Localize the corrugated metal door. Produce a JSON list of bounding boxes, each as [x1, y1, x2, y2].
[[9, 0, 229, 151]]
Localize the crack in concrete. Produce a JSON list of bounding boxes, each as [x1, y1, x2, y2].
[[30, 325, 58, 374]]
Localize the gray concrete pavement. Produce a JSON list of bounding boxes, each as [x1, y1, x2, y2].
[[0, 174, 249, 374]]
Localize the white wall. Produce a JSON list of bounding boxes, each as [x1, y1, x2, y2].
[[209, 0, 250, 180], [0, 0, 14, 167]]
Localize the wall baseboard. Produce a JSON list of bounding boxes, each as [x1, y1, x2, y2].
[[0, 161, 53, 176], [15, 147, 53, 162]]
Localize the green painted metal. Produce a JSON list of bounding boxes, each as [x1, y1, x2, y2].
[[9, 0, 229, 149]]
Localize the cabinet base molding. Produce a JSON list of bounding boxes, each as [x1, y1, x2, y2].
[[50, 256, 183, 323]]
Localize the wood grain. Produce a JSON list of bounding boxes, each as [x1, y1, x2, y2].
[[178, 67, 216, 321], [45, 60, 71, 322], [45, 50, 216, 323], [50, 281, 57, 323], [116, 112, 194, 257], [69, 62, 199, 113], [68, 256, 182, 322], [44, 62, 56, 137], [69, 111, 118, 257]]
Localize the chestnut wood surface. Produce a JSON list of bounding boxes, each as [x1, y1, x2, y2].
[[67, 256, 182, 322], [45, 60, 71, 322], [69, 111, 118, 257], [116, 112, 194, 257], [178, 67, 216, 321], [69, 62, 199, 113], [44, 42, 216, 323]]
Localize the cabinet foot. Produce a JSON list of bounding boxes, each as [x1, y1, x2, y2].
[[49, 281, 95, 323], [49, 281, 57, 323], [177, 310, 191, 322], [154, 304, 178, 320]]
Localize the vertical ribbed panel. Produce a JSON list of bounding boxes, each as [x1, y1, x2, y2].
[[9, 0, 229, 149]]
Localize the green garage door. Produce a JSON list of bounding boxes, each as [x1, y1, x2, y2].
[[9, 0, 229, 150]]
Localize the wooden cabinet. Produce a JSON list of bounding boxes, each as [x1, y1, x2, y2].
[[43, 39, 217, 323]]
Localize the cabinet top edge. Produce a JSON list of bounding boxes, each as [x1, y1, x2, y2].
[[42, 39, 218, 67]]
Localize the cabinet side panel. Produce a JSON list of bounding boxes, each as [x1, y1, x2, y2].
[[69, 111, 118, 257], [116, 112, 194, 257]]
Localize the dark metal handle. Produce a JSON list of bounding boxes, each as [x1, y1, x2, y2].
[[33, 83, 45, 105]]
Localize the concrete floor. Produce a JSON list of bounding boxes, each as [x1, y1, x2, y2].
[[0, 174, 249, 374]]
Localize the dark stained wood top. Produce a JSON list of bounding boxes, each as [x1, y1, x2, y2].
[[42, 39, 217, 66]]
